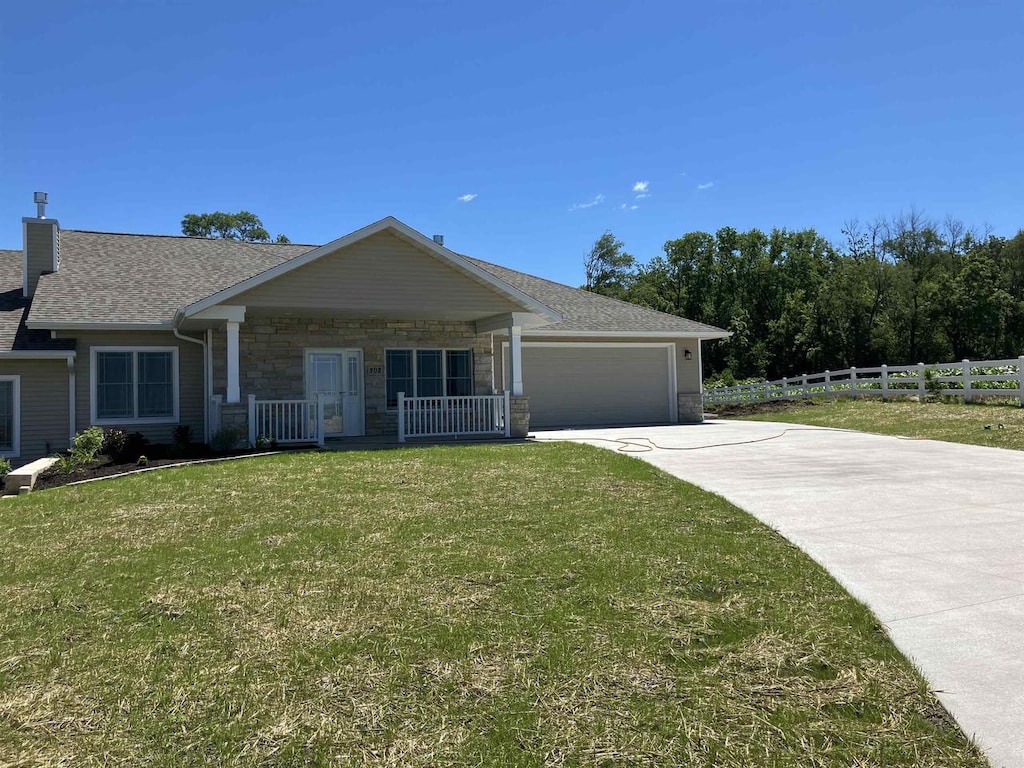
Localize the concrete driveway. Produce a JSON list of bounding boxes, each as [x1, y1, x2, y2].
[[534, 420, 1024, 768]]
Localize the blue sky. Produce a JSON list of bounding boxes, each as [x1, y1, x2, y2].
[[2, 1, 1022, 286]]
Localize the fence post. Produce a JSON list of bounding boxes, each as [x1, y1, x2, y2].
[[397, 392, 406, 443], [781, 376, 788, 399], [1019, 356, 1024, 407], [316, 394, 326, 448], [801, 374, 808, 397], [881, 365, 889, 400], [917, 363, 926, 400], [850, 366, 858, 398], [247, 394, 257, 448], [824, 370, 831, 397], [962, 359, 972, 403]]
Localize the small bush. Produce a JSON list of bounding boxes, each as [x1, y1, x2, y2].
[[172, 425, 193, 448], [136, 455, 149, 467], [52, 453, 83, 475], [210, 428, 242, 453], [103, 430, 149, 464], [102, 428, 127, 459], [73, 426, 105, 463], [0, 456, 11, 479]]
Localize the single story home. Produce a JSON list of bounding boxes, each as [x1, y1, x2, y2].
[[0, 193, 728, 461]]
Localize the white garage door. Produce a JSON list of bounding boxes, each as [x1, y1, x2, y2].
[[519, 344, 675, 428]]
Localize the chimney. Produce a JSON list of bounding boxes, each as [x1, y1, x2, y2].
[[432, 234, 444, 246], [22, 191, 59, 297]]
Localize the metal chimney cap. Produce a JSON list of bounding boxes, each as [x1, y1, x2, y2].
[[33, 191, 48, 218], [432, 234, 445, 246]]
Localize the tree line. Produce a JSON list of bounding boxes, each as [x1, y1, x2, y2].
[[583, 213, 1024, 382]]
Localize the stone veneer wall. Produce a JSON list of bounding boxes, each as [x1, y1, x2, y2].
[[508, 395, 530, 437], [212, 318, 495, 436], [677, 393, 704, 424]]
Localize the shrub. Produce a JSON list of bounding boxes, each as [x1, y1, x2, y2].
[[102, 428, 127, 459], [52, 452, 83, 475], [72, 426, 105, 463], [103, 429, 149, 464], [254, 434, 278, 450], [210, 427, 242, 453], [0, 456, 11, 479], [136, 455, 149, 467], [172, 425, 193, 448]]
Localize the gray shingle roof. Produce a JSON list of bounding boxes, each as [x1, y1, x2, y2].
[[0, 250, 76, 353], [28, 231, 314, 326], [19, 228, 726, 339], [465, 256, 728, 336]]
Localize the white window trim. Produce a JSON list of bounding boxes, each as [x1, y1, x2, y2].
[[384, 347, 473, 409], [89, 346, 180, 426], [0, 375, 21, 458]]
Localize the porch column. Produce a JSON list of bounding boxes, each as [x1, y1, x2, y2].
[[507, 323, 523, 396], [226, 320, 240, 403]]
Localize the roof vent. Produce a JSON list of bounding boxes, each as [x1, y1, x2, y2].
[[34, 191, 48, 219], [432, 234, 444, 246]]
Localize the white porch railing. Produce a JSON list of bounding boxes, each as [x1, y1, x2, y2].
[[248, 394, 325, 447], [704, 356, 1024, 407], [397, 392, 511, 442]]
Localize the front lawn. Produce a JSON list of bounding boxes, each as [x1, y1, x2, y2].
[[0, 444, 985, 766], [718, 397, 1024, 451]]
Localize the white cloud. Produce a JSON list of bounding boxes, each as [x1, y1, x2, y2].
[[632, 180, 649, 193], [635, 193, 650, 200], [456, 193, 477, 203], [619, 203, 639, 211], [697, 182, 714, 190], [569, 194, 605, 211]]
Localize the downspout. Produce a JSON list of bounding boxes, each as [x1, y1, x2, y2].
[[66, 356, 76, 448], [172, 327, 208, 444]]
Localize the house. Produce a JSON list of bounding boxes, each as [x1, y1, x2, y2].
[[0, 193, 728, 461]]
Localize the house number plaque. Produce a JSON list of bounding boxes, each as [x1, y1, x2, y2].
[[365, 365, 384, 377]]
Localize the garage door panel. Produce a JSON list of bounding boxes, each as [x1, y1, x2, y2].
[[521, 345, 672, 427]]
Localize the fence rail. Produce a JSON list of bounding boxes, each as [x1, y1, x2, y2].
[[248, 395, 325, 447], [704, 356, 1024, 407], [398, 392, 510, 442]]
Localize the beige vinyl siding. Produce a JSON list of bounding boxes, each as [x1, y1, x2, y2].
[[61, 330, 204, 444], [494, 336, 703, 396], [233, 231, 523, 318], [24, 222, 57, 296], [0, 359, 70, 461]]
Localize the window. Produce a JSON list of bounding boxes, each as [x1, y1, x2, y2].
[[92, 348, 178, 423], [385, 349, 474, 407], [0, 376, 20, 456]]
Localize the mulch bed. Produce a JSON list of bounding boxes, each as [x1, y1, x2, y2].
[[31, 446, 314, 492], [712, 399, 820, 418]]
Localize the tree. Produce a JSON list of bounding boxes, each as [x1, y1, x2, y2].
[[181, 210, 290, 243], [583, 231, 636, 299]]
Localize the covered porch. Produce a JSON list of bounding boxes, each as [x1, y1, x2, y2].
[[173, 219, 557, 448], [194, 312, 537, 447]]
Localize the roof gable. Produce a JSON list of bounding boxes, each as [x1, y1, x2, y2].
[[181, 217, 559, 321]]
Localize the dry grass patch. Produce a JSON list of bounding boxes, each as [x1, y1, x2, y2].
[[0, 444, 987, 766]]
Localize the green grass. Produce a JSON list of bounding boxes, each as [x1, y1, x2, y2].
[[0, 444, 985, 766], [721, 397, 1024, 450]]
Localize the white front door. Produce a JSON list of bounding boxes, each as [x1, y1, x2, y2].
[[307, 350, 365, 437]]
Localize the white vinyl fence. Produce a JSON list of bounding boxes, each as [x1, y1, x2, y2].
[[704, 357, 1024, 407]]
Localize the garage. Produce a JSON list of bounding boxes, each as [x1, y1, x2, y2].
[[516, 343, 677, 428]]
